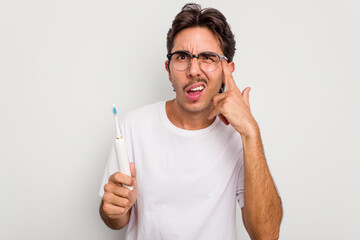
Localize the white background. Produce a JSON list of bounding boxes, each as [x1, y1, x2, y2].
[[1, 0, 359, 239]]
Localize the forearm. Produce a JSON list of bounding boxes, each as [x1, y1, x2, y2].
[[241, 124, 282, 240], [99, 201, 131, 230]]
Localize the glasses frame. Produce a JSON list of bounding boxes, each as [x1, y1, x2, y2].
[[167, 50, 228, 72]]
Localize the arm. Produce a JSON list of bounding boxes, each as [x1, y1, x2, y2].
[[99, 162, 138, 230], [208, 60, 282, 239], [240, 124, 282, 240]]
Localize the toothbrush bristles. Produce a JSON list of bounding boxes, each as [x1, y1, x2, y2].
[[112, 104, 117, 115]]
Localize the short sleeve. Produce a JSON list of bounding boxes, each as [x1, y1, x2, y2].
[[236, 161, 244, 208], [98, 142, 120, 198]]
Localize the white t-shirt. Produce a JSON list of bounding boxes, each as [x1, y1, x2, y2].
[[99, 101, 244, 240]]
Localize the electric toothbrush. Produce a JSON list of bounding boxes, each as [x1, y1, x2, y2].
[[112, 104, 133, 190]]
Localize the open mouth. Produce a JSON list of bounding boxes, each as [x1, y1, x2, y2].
[[186, 84, 205, 101]]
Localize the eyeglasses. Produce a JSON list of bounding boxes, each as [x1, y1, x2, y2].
[[167, 51, 228, 72]]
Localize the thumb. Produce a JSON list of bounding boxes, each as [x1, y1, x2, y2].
[[129, 162, 136, 178]]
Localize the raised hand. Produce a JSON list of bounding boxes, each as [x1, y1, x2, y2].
[[208, 60, 258, 137]]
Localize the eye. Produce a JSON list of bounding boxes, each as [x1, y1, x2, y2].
[[175, 52, 190, 61], [200, 53, 217, 62]]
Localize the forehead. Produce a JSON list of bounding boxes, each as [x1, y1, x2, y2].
[[172, 27, 223, 54]]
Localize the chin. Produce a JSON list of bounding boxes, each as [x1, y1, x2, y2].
[[181, 99, 213, 114]]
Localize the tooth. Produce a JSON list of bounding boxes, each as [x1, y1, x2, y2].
[[190, 86, 204, 91]]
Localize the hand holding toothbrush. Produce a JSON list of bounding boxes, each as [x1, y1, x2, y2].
[[99, 104, 137, 229], [101, 163, 137, 226]]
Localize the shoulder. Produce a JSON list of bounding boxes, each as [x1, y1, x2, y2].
[[121, 101, 163, 128]]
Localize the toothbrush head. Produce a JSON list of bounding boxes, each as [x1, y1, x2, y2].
[[112, 104, 121, 137], [112, 104, 117, 115]]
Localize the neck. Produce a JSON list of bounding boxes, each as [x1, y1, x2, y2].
[[165, 99, 215, 130]]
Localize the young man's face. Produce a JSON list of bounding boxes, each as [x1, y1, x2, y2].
[[166, 27, 233, 115]]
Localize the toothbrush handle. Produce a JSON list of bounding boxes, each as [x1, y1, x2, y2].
[[114, 137, 133, 190]]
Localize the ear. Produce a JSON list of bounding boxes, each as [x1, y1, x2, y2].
[[165, 60, 172, 82], [165, 60, 170, 72], [229, 61, 235, 73]]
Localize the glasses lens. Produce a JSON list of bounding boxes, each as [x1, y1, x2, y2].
[[199, 52, 220, 72], [169, 51, 222, 72], [171, 52, 191, 71]]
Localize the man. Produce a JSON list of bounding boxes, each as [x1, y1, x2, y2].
[[99, 3, 282, 240]]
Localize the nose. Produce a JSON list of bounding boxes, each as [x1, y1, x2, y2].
[[188, 57, 202, 78]]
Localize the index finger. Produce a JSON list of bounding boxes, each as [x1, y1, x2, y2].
[[110, 172, 133, 186], [221, 59, 237, 91]]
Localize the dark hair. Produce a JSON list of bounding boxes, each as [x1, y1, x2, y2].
[[167, 3, 236, 62]]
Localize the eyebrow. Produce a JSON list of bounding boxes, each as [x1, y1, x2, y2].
[[175, 50, 218, 54], [179, 49, 189, 52]]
